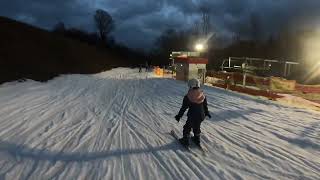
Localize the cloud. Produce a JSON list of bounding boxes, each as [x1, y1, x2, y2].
[[0, 0, 95, 29], [1, 0, 320, 49]]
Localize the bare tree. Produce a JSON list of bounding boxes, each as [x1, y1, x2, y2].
[[53, 22, 66, 33], [250, 12, 262, 42], [94, 9, 114, 42], [232, 32, 241, 42], [192, 21, 201, 36], [200, 6, 211, 36]]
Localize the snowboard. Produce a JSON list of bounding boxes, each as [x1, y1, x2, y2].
[[170, 130, 191, 151], [190, 136, 208, 156], [170, 130, 208, 157]]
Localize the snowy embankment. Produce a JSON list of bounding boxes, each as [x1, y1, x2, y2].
[[276, 93, 320, 111], [0, 68, 319, 180]]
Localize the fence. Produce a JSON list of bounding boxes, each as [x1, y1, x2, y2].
[[205, 71, 280, 99], [296, 84, 320, 93]]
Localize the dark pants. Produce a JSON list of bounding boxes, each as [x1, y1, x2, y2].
[[183, 118, 201, 137]]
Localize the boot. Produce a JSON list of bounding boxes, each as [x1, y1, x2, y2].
[[191, 135, 200, 147], [179, 136, 189, 147]]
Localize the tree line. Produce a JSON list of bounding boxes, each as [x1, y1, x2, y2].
[[52, 9, 147, 67]]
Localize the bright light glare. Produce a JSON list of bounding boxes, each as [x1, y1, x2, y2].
[[194, 32, 214, 52], [195, 44, 204, 51], [301, 30, 320, 83]]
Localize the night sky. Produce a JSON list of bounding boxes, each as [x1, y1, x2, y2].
[[1, 0, 320, 49]]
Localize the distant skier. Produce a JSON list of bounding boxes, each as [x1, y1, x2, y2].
[[145, 62, 149, 72], [174, 78, 211, 147], [225, 75, 231, 90], [139, 65, 142, 73]]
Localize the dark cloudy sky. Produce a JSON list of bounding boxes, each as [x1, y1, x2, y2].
[[1, 0, 320, 49]]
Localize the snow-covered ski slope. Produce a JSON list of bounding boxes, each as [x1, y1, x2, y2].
[[0, 68, 319, 180]]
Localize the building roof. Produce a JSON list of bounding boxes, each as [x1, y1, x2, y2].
[[175, 57, 208, 64]]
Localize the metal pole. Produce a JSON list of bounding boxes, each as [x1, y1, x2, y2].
[[242, 62, 247, 87], [284, 62, 287, 77], [243, 72, 246, 87]]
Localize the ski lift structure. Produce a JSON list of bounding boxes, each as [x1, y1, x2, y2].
[[170, 51, 208, 84], [221, 57, 299, 78]]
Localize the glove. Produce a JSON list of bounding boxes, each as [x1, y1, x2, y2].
[[175, 115, 181, 122], [206, 113, 211, 119]]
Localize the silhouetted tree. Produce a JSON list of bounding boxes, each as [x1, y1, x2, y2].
[[54, 27, 99, 46], [53, 22, 66, 33], [199, 6, 211, 37], [94, 9, 114, 43], [152, 28, 196, 64], [197, 5, 215, 55], [249, 12, 262, 42], [192, 21, 201, 36], [155, 29, 177, 52]]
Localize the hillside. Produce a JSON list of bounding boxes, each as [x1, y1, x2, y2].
[[0, 68, 319, 179], [0, 16, 124, 84]]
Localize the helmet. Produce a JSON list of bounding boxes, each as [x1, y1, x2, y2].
[[188, 78, 200, 89]]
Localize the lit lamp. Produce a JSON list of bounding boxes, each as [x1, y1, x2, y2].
[[195, 43, 204, 52]]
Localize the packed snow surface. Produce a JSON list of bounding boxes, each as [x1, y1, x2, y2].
[[0, 68, 319, 180]]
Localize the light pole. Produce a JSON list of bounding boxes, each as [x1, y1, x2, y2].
[[195, 43, 206, 84]]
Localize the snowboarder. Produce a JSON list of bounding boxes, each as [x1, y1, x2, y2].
[[174, 78, 211, 147]]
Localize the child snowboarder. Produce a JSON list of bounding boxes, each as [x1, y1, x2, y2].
[[175, 78, 211, 147]]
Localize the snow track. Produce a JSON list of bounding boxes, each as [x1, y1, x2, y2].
[[0, 68, 319, 180]]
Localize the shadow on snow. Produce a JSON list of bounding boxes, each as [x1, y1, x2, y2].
[[0, 139, 184, 163]]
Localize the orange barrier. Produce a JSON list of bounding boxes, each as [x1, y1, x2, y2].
[[211, 83, 282, 100], [270, 77, 296, 91], [153, 67, 164, 77], [206, 71, 270, 86], [159, 69, 163, 76], [296, 84, 320, 93]]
